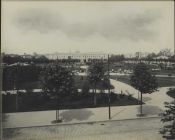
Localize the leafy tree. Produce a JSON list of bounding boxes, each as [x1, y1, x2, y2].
[[3, 65, 21, 110], [169, 55, 175, 63], [146, 53, 157, 62], [82, 80, 90, 96], [87, 61, 107, 105], [130, 63, 158, 115], [3, 55, 23, 64], [34, 55, 50, 63], [109, 55, 125, 62], [40, 63, 76, 122], [158, 49, 172, 57], [160, 101, 175, 139], [3, 65, 41, 90]]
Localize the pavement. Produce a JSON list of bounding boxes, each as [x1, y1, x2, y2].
[[2, 79, 175, 129], [3, 117, 164, 140], [2, 105, 159, 129]]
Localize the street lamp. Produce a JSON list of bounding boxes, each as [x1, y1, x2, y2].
[[108, 54, 111, 119]]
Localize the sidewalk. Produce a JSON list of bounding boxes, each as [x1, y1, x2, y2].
[[3, 104, 162, 129]]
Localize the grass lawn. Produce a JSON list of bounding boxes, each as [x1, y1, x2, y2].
[[3, 75, 104, 90], [152, 69, 175, 75], [167, 88, 175, 98], [74, 75, 87, 89], [3, 75, 140, 113], [111, 75, 175, 87], [2, 92, 139, 113], [111, 75, 131, 85], [4, 72, 175, 91]]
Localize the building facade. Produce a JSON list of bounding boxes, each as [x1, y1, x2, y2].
[[45, 53, 109, 61]]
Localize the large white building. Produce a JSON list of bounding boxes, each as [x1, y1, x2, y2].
[[45, 52, 109, 60]]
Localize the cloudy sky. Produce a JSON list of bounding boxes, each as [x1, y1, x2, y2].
[[1, 1, 174, 54]]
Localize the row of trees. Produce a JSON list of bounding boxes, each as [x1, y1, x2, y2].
[[111, 49, 175, 62], [3, 65, 41, 90], [41, 62, 158, 120], [3, 54, 51, 64], [3, 61, 158, 117], [40, 61, 174, 137]]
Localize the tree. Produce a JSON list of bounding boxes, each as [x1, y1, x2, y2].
[[40, 63, 76, 122], [130, 63, 158, 115], [160, 101, 175, 139], [109, 55, 125, 62], [146, 53, 157, 62], [82, 80, 90, 96], [169, 55, 175, 63], [158, 49, 172, 57], [3, 65, 21, 111], [87, 61, 106, 106], [3, 54, 23, 65]]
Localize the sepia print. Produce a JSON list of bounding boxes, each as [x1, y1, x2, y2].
[[1, 0, 175, 140]]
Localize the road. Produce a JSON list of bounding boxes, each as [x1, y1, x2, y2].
[[3, 117, 164, 140]]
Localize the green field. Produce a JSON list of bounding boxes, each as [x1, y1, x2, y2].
[[3, 74, 175, 91], [2, 92, 139, 113], [167, 88, 175, 98], [152, 70, 175, 76]]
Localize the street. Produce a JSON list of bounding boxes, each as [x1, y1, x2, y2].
[[3, 117, 164, 140]]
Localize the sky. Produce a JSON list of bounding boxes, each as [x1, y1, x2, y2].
[[1, 1, 174, 55]]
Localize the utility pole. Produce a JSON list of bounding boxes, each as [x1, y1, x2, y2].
[[108, 54, 111, 119], [14, 66, 18, 111]]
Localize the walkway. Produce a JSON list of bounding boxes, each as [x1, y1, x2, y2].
[[3, 105, 159, 129], [110, 79, 174, 110]]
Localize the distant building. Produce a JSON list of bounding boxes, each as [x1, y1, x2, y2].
[[45, 52, 109, 61], [135, 52, 149, 59], [21, 53, 33, 59]]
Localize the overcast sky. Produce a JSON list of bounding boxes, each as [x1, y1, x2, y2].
[[1, 1, 174, 54]]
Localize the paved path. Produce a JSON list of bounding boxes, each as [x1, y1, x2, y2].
[[110, 79, 175, 110], [3, 105, 156, 128], [3, 117, 164, 140], [110, 79, 138, 98]]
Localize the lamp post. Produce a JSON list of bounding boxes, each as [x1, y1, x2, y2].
[[108, 54, 111, 119], [14, 65, 18, 111]]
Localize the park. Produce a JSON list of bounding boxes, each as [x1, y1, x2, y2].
[[1, 1, 174, 139], [2, 51, 175, 140]]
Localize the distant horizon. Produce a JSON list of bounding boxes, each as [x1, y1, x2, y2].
[[2, 49, 174, 57]]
